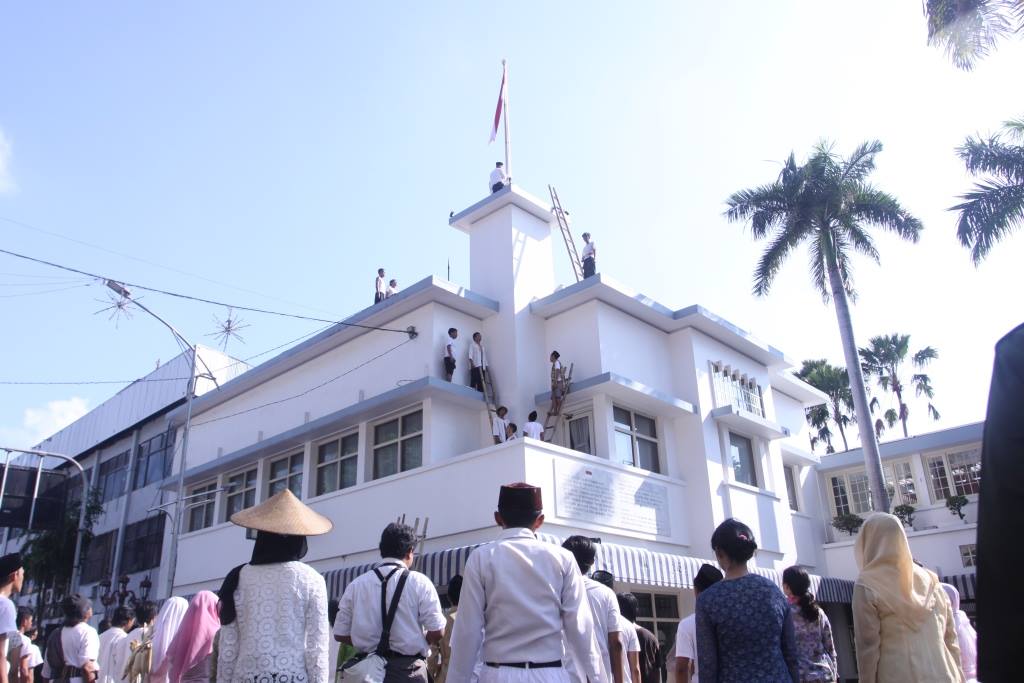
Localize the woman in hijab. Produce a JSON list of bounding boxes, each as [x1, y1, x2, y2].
[[852, 513, 963, 683], [149, 597, 189, 683], [161, 591, 220, 683], [216, 489, 332, 683], [941, 583, 977, 683]]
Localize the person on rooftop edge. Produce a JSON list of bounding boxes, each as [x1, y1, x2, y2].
[[489, 162, 507, 193], [216, 489, 332, 683], [447, 483, 604, 683], [695, 518, 798, 683]]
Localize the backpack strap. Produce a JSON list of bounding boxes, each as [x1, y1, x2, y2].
[[372, 565, 410, 657]]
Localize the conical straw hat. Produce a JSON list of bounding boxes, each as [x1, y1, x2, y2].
[[229, 489, 333, 536]]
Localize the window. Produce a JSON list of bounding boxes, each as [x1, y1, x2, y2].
[[316, 433, 358, 495], [633, 591, 681, 663], [831, 475, 851, 515], [830, 471, 873, 515], [884, 461, 918, 506], [727, 433, 757, 487], [133, 432, 175, 489], [81, 530, 117, 584], [67, 468, 93, 509], [268, 452, 303, 497], [712, 362, 764, 417], [224, 468, 258, 520], [927, 448, 981, 501], [121, 515, 166, 574], [959, 544, 977, 568], [97, 451, 129, 503], [784, 465, 800, 512], [613, 407, 660, 473], [567, 414, 594, 455], [373, 409, 423, 479], [186, 481, 217, 532]]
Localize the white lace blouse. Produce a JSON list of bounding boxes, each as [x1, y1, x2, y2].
[[217, 561, 330, 683]]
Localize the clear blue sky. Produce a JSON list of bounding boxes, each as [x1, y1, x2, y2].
[[1, 2, 1021, 449]]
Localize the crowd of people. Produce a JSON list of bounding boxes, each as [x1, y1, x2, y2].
[[0, 482, 979, 683]]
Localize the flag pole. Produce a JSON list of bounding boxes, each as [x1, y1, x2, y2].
[[502, 59, 511, 180]]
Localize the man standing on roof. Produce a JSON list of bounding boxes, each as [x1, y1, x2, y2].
[[386, 279, 399, 299], [448, 483, 604, 683], [489, 162, 507, 193], [443, 328, 458, 382], [581, 233, 596, 279], [375, 269, 387, 305], [469, 332, 487, 393]]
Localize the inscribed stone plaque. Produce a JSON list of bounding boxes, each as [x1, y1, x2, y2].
[[553, 460, 670, 536]]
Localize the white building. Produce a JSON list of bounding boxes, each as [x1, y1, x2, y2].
[[0, 345, 247, 615], [165, 185, 863, 674]]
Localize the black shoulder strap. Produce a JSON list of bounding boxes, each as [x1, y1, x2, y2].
[[374, 566, 410, 656]]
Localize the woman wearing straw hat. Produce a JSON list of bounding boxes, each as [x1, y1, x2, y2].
[[216, 489, 333, 683]]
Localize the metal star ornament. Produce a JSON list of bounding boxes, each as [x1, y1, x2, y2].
[[94, 292, 135, 328], [207, 308, 249, 350]]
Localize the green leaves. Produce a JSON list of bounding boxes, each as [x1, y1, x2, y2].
[[924, 0, 1021, 71], [860, 334, 940, 437]]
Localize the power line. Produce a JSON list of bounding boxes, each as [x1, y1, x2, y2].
[[0, 247, 414, 334], [0, 215, 347, 318], [0, 284, 93, 298], [191, 338, 416, 428]]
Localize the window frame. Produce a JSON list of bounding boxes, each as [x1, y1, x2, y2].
[[186, 481, 218, 532], [564, 407, 596, 456], [632, 590, 681, 665], [959, 543, 977, 568], [372, 407, 424, 480], [784, 464, 800, 512], [726, 431, 758, 488], [121, 515, 166, 574], [926, 448, 981, 502], [97, 450, 130, 504], [314, 431, 359, 497], [267, 451, 304, 498], [80, 529, 117, 585], [133, 431, 175, 490], [612, 405, 661, 473], [223, 467, 258, 522], [829, 459, 918, 516]]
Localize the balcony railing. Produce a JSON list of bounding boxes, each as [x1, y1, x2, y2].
[[713, 369, 765, 418]]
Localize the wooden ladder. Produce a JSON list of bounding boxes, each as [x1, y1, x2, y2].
[[481, 367, 501, 435], [543, 362, 574, 443], [549, 185, 584, 283]]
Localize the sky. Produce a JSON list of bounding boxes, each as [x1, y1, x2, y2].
[[1, 2, 1021, 451]]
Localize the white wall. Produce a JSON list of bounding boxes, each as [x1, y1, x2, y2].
[[595, 302, 674, 393], [544, 300, 603, 383], [823, 523, 978, 580]]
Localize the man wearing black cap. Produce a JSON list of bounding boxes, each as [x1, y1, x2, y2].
[[0, 553, 24, 683], [448, 483, 604, 682]]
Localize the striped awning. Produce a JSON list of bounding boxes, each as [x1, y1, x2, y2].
[[941, 572, 977, 601], [322, 534, 854, 603]]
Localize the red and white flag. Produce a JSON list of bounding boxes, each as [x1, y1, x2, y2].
[[489, 63, 507, 143]]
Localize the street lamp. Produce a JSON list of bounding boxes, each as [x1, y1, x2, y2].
[[103, 280, 219, 598], [99, 573, 151, 608]]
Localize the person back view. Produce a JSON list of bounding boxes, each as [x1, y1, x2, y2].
[[120, 600, 157, 683], [59, 595, 100, 683], [97, 606, 133, 683], [563, 536, 624, 683], [335, 523, 445, 682]]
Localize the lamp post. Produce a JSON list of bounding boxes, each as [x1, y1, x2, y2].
[[103, 280, 219, 598], [99, 573, 152, 608]]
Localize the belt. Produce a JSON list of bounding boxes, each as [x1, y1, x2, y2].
[[485, 661, 562, 669]]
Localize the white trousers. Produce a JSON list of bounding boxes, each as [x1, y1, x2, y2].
[[477, 665, 571, 683]]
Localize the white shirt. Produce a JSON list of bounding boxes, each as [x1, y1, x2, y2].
[[25, 642, 42, 669], [443, 335, 456, 360], [469, 342, 486, 369], [375, 276, 385, 295], [386, 284, 398, 298], [0, 596, 17, 676], [448, 527, 604, 683], [489, 168, 507, 188], [523, 421, 544, 440], [62, 622, 101, 683], [335, 560, 445, 657], [581, 240, 595, 260], [618, 615, 640, 683], [97, 626, 128, 683], [492, 416, 509, 442], [584, 577, 622, 669], [674, 614, 698, 683]]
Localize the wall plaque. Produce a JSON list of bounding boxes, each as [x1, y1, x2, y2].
[[554, 460, 670, 536]]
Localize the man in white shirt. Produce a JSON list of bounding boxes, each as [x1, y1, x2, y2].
[[97, 606, 133, 683], [489, 162, 507, 193], [448, 483, 604, 682], [59, 595, 99, 683], [468, 332, 487, 393], [562, 537, 624, 683], [614, 593, 642, 683], [7, 607, 33, 683], [386, 279, 399, 298], [580, 233, 596, 278], [115, 600, 156, 683], [523, 411, 545, 440], [335, 523, 446, 682], [0, 553, 25, 683], [443, 328, 459, 382], [674, 564, 723, 683], [375, 268, 387, 305], [491, 406, 509, 445], [20, 629, 40, 681]]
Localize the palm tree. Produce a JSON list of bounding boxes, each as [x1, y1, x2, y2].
[[923, 0, 1024, 70], [953, 117, 1024, 263], [798, 359, 855, 452], [859, 334, 941, 438], [726, 140, 923, 513], [806, 402, 835, 453]]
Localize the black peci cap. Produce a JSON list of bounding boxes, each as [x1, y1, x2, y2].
[[498, 483, 542, 513]]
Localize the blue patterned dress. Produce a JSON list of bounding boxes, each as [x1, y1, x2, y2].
[[695, 573, 798, 683]]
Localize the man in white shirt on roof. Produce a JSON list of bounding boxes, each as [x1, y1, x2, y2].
[[580, 233, 596, 279], [491, 406, 510, 445], [489, 162, 507, 193], [375, 268, 387, 305], [448, 483, 604, 683], [523, 411, 545, 440], [443, 328, 459, 382], [386, 279, 399, 299], [468, 332, 488, 393], [335, 523, 446, 683], [563, 536, 624, 683], [0, 553, 25, 683]]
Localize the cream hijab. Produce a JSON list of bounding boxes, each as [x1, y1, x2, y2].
[[855, 512, 940, 628]]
